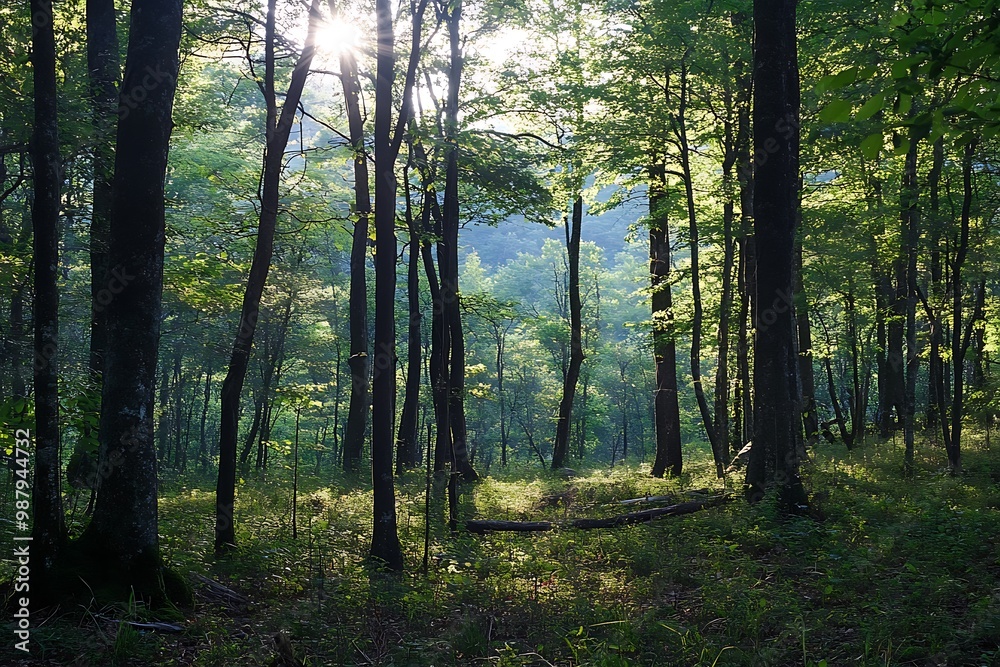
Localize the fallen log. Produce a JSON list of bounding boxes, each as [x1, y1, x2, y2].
[[466, 496, 728, 534], [616, 494, 676, 506], [569, 497, 727, 529], [466, 520, 554, 535]]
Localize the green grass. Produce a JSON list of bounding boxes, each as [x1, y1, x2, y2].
[[4, 435, 1000, 665]]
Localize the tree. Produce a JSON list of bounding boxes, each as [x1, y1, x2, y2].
[[337, 3, 372, 474], [76, 0, 185, 601], [369, 0, 427, 568], [215, 0, 322, 553], [29, 0, 65, 589], [648, 164, 683, 478], [744, 0, 808, 509]]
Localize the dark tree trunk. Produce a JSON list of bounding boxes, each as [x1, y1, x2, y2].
[[418, 180, 450, 473], [744, 0, 808, 509], [649, 164, 682, 478], [85, 0, 119, 427], [794, 236, 818, 442], [30, 0, 65, 586], [947, 140, 980, 474], [215, 0, 320, 553], [675, 57, 724, 476], [79, 0, 183, 601], [239, 394, 264, 467], [926, 138, 944, 428], [552, 196, 584, 470], [199, 367, 212, 467], [368, 0, 407, 570], [439, 0, 478, 481], [339, 42, 371, 474], [736, 73, 755, 449], [713, 150, 736, 469], [901, 137, 919, 475], [396, 173, 421, 473]]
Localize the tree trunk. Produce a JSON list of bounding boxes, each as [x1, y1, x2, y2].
[[676, 57, 724, 476], [947, 139, 979, 474], [439, 0, 478, 481], [901, 136, 919, 476], [30, 0, 66, 587], [368, 0, 405, 570], [744, 0, 808, 509], [215, 0, 320, 553], [79, 0, 183, 601], [85, 0, 120, 436], [339, 42, 371, 474], [199, 367, 212, 467], [649, 164, 682, 478], [794, 235, 818, 443], [396, 172, 421, 473], [552, 196, 584, 470]]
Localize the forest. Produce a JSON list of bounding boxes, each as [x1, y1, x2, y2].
[[1, 0, 1000, 662]]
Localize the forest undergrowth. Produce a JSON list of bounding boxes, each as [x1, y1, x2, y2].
[[4, 433, 1000, 666]]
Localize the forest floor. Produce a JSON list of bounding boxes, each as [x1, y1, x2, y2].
[[3, 434, 1000, 666]]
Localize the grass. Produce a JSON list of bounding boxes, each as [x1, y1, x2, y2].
[[3, 435, 1000, 665]]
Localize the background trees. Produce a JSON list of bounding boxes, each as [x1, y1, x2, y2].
[[2, 0, 999, 615]]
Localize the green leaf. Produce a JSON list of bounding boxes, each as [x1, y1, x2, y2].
[[860, 133, 884, 159], [817, 67, 858, 94], [894, 136, 911, 156], [895, 93, 912, 116], [819, 99, 853, 123], [855, 93, 885, 121]]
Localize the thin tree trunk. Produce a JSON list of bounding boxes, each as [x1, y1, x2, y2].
[[794, 235, 818, 442], [439, 0, 478, 481], [552, 196, 584, 470], [649, 164, 682, 478], [368, 0, 411, 570], [199, 367, 212, 468], [675, 57, 724, 476], [947, 140, 979, 474], [901, 136, 919, 476], [215, 0, 320, 553], [86, 0, 120, 433], [396, 168, 421, 473], [338, 37, 371, 474]]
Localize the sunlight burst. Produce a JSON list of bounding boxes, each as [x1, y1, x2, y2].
[[316, 18, 361, 55]]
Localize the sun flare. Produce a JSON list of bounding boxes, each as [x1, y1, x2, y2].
[[316, 18, 361, 54]]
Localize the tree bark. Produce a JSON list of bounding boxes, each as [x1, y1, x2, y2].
[[946, 139, 980, 474], [368, 0, 405, 570], [439, 0, 479, 481], [30, 0, 66, 586], [649, 164, 682, 478], [794, 235, 818, 443], [85, 0, 120, 429], [199, 367, 212, 467], [215, 0, 320, 552], [339, 41, 371, 474], [744, 0, 808, 509], [551, 196, 584, 470], [80, 0, 183, 600], [901, 136, 919, 476], [396, 167, 421, 473], [675, 57, 725, 477]]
